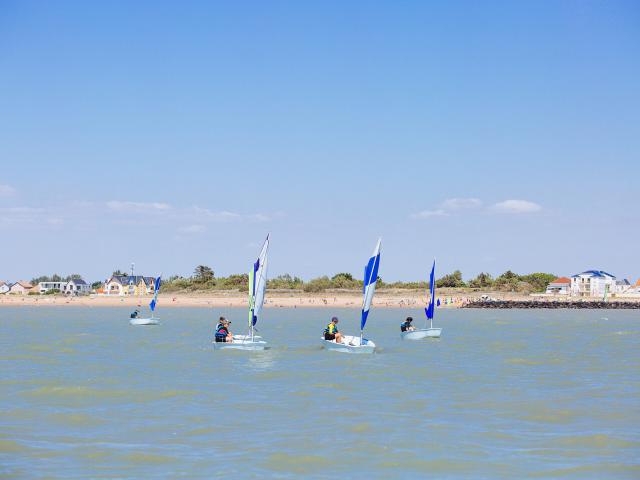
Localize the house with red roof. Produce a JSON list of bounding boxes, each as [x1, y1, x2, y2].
[[545, 277, 571, 295]]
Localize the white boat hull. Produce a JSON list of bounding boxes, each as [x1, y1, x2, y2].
[[129, 317, 159, 326], [321, 335, 376, 354], [212, 338, 269, 351], [401, 328, 442, 340], [232, 334, 262, 341]]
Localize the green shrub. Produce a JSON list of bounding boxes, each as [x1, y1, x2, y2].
[[436, 270, 466, 288], [303, 276, 332, 293]]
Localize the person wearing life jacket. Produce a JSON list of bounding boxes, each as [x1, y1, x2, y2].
[[215, 316, 225, 334], [215, 317, 233, 343], [400, 316, 415, 332], [324, 316, 343, 343], [130, 309, 140, 319]]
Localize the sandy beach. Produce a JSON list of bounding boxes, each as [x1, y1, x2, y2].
[[3, 290, 638, 309], [0, 290, 464, 309]]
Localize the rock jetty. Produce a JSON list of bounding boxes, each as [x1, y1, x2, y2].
[[463, 300, 640, 309]]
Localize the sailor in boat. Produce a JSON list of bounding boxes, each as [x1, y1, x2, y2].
[[324, 317, 343, 344], [214, 318, 233, 343], [130, 309, 140, 319], [400, 316, 415, 332], [214, 316, 225, 333]]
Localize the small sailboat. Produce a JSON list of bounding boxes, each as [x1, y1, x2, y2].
[[322, 238, 380, 354], [213, 235, 270, 351], [401, 260, 442, 340], [129, 275, 161, 326]]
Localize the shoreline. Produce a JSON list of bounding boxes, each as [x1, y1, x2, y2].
[[1, 290, 639, 309], [0, 292, 440, 309]]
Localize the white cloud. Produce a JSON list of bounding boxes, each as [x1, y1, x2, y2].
[[441, 198, 482, 210], [178, 224, 205, 234], [188, 206, 241, 222], [0, 207, 46, 225], [0, 199, 279, 232], [492, 199, 542, 214], [104, 202, 277, 224], [412, 197, 483, 219], [248, 213, 271, 222], [412, 197, 542, 219], [0, 184, 16, 197], [106, 201, 171, 212], [410, 209, 448, 219], [187, 207, 276, 223]]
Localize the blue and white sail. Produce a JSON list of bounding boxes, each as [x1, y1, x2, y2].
[[425, 260, 435, 327], [361, 238, 381, 333], [149, 275, 162, 315], [249, 235, 269, 328]]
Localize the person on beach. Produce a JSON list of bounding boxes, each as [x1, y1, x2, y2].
[[400, 317, 415, 332], [130, 309, 140, 319], [324, 317, 343, 343], [215, 318, 233, 343]]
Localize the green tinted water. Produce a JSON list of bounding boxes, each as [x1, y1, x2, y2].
[[1, 307, 639, 478]]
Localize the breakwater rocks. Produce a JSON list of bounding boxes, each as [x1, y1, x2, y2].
[[463, 300, 640, 309]]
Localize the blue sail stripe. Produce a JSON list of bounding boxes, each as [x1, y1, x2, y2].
[[253, 260, 259, 297], [149, 275, 161, 313], [425, 261, 435, 320], [360, 246, 381, 331]]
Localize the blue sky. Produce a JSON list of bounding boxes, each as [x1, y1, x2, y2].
[[1, 1, 638, 282]]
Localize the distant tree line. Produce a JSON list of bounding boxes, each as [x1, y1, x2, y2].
[[30, 273, 83, 284], [159, 265, 556, 294], [436, 270, 556, 293]]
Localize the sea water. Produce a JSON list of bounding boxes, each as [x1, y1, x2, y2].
[[1, 307, 639, 478]]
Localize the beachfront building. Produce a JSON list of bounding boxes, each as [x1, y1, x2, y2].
[[0, 281, 9, 294], [9, 281, 34, 295], [545, 277, 571, 295], [570, 270, 617, 297], [38, 281, 68, 294], [103, 275, 156, 296], [615, 279, 632, 294], [547, 277, 571, 295], [64, 278, 91, 295]]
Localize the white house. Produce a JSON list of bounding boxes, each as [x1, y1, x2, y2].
[[615, 279, 632, 294], [9, 281, 35, 295], [38, 281, 68, 294], [0, 281, 9, 294], [546, 277, 571, 295], [64, 278, 91, 295], [103, 275, 156, 296], [570, 270, 617, 297]]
